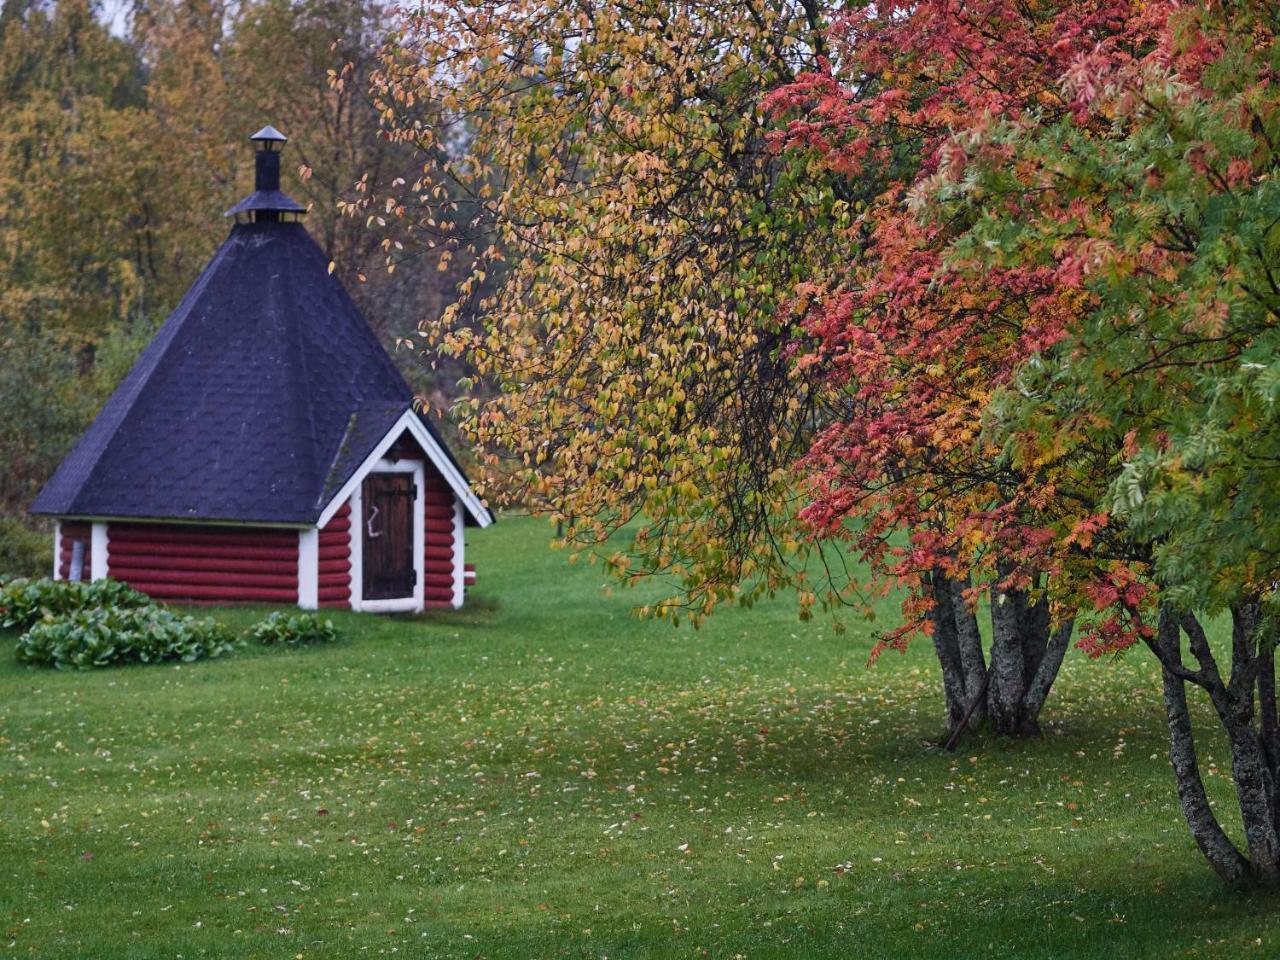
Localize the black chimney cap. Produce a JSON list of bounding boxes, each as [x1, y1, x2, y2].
[[250, 125, 288, 146]]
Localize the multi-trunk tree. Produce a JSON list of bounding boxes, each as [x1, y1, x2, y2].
[[777, 0, 1280, 882], [760, 0, 1154, 738], [366, 0, 1097, 742]]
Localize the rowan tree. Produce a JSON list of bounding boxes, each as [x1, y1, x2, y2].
[[763, 0, 1154, 737], [967, 3, 1280, 884], [777, 0, 1280, 882]]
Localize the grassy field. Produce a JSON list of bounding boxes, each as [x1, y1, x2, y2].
[[1, 515, 1277, 958]]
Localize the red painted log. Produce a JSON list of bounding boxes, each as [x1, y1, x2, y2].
[[109, 527, 296, 549], [105, 522, 300, 604], [109, 568, 299, 589], [107, 542, 297, 562], [108, 555, 297, 576]]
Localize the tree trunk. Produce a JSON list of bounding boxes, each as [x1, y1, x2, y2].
[[1150, 603, 1280, 885], [1153, 607, 1252, 883], [949, 572, 987, 727], [1226, 604, 1280, 879], [930, 569, 1070, 744], [987, 586, 1030, 735], [930, 568, 970, 734], [984, 579, 1067, 738]]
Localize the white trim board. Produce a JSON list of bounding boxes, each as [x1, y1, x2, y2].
[[52, 520, 63, 580], [298, 528, 319, 609], [316, 409, 493, 531], [90, 523, 108, 582], [451, 498, 465, 609]]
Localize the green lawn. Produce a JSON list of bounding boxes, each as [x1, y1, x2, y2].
[[1, 515, 1276, 958]]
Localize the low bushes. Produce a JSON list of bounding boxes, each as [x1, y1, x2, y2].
[[0, 577, 152, 630], [248, 611, 338, 647], [15, 606, 237, 670], [4, 578, 342, 669]]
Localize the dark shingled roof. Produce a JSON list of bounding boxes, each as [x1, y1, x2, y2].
[[31, 220, 471, 525]]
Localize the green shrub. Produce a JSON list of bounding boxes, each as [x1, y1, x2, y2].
[[0, 518, 52, 580], [0, 577, 153, 631], [15, 606, 237, 670], [248, 611, 338, 647]]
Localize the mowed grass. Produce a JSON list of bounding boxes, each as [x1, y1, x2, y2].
[[2, 516, 1278, 959]]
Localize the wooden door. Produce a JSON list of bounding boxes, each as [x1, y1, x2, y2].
[[362, 473, 416, 601]]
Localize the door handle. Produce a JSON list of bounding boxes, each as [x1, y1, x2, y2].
[[367, 504, 382, 539]]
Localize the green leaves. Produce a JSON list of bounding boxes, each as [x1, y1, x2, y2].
[[5, 580, 340, 668], [248, 611, 339, 647], [0, 577, 152, 631], [15, 605, 236, 670]]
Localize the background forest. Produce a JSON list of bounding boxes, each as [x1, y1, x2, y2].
[[0, 0, 469, 572]]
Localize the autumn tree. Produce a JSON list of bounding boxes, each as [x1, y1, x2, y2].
[[0, 0, 157, 516], [364, 0, 859, 620], [760, 0, 1162, 738], [778, 0, 1280, 882], [974, 3, 1280, 884]]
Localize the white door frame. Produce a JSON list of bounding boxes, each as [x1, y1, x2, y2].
[[350, 459, 424, 614]]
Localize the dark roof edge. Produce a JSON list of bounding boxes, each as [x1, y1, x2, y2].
[[31, 512, 312, 529]]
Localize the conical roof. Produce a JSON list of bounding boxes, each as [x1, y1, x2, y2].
[[31, 220, 461, 524]]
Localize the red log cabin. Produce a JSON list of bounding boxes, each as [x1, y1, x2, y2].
[[30, 126, 493, 612]]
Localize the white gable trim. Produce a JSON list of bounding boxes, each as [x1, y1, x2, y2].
[[316, 409, 493, 531]]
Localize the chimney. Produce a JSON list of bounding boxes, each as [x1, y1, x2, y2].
[[224, 124, 306, 223], [253, 125, 286, 195]]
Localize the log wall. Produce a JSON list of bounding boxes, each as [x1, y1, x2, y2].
[[319, 500, 352, 609], [106, 523, 299, 604]]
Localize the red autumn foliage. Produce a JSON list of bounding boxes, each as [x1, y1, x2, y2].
[[765, 0, 1186, 654]]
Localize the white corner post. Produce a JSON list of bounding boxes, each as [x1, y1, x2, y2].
[[298, 528, 319, 609], [90, 523, 108, 582], [451, 498, 465, 609], [52, 520, 63, 580], [349, 486, 363, 613]]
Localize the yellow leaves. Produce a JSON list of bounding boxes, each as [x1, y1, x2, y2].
[[361, 0, 837, 616]]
